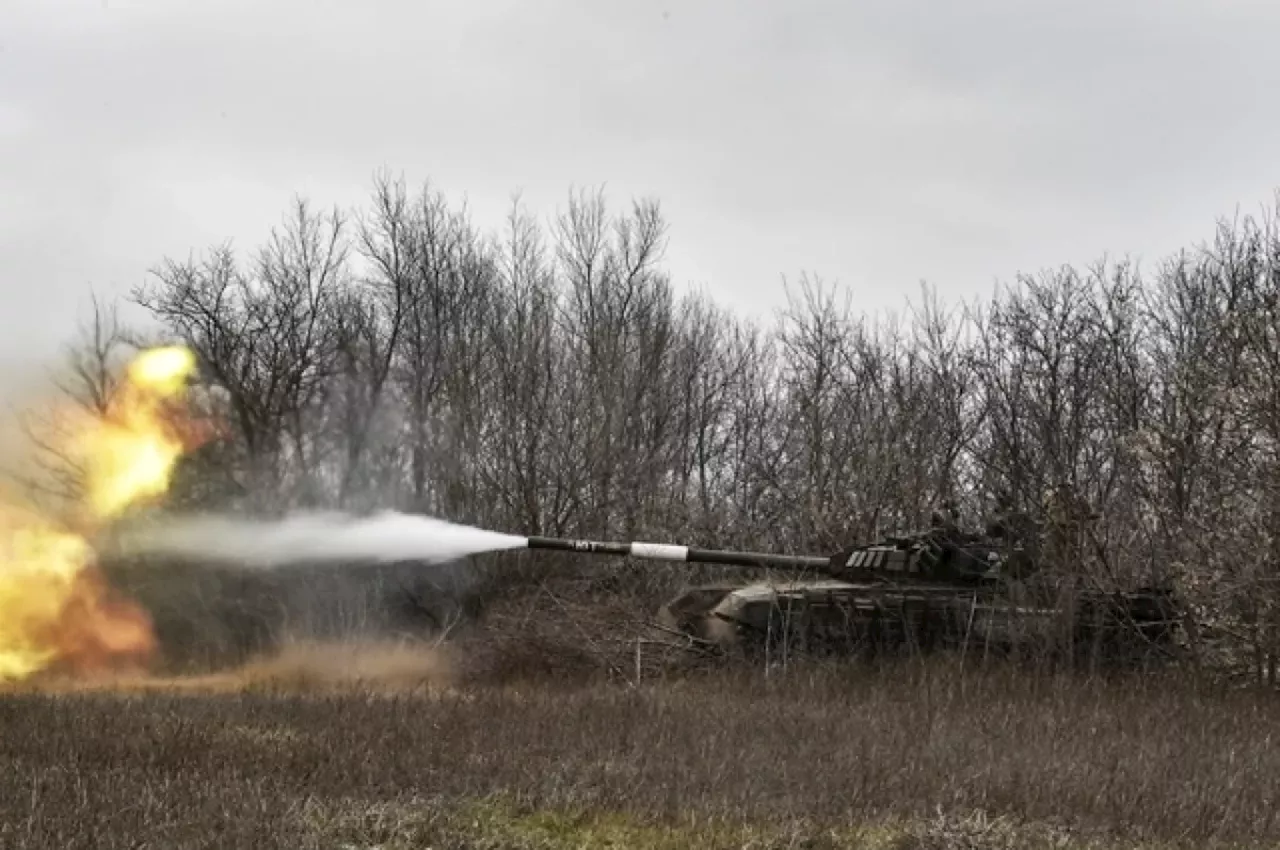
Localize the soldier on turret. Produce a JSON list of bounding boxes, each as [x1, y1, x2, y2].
[[985, 489, 1014, 539], [1042, 484, 1098, 572], [930, 499, 961, 533]]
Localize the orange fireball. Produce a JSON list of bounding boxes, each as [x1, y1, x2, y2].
[[0, 345, 200, 682]]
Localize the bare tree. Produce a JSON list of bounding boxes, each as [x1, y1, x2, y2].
[[11, 293, 136, 513], [132, 197, 349, 510], [553, 187, 673, 538]]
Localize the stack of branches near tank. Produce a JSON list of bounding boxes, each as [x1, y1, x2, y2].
[[448, 546, 736, 686]]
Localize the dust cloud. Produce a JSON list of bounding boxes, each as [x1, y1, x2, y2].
[[2, 639, 459, 696]]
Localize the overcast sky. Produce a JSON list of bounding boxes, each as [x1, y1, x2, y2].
[[4, 0, 1280, 392]]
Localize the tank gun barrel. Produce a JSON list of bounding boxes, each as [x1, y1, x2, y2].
[[525, 535, 833, 571]]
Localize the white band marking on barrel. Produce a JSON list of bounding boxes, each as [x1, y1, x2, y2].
[[628, 542, 690, 561]]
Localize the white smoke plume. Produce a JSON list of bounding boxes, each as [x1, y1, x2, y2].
[[113, 510, 529, 568]]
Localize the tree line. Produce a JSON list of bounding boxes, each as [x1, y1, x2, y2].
[[32, 173, 1280, 683]]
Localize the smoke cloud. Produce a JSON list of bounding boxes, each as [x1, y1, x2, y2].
[[113, 510, 529, 568]]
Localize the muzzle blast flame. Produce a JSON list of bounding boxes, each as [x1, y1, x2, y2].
[[0, 345, 201, 682]]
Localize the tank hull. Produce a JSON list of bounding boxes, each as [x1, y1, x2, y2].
[[657, 579, 1179, 666]]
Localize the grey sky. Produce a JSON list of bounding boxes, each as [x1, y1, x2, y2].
[[4, 0, 1280, 390]]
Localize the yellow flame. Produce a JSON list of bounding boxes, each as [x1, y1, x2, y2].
[[0, 344, 200, 682], [0, 507, 93, 679], [77, 345, 198, 520]]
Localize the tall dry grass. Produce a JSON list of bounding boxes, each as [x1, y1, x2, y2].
[[0, 648, 1275, 849]]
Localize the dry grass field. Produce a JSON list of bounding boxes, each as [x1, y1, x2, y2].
[[2, 640, 1277, 850]]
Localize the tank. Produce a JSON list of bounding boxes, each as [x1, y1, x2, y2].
[[524, 513, 1181, 666]]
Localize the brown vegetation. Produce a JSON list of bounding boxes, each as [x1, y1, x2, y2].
[[1, 655, 1276, 849]]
